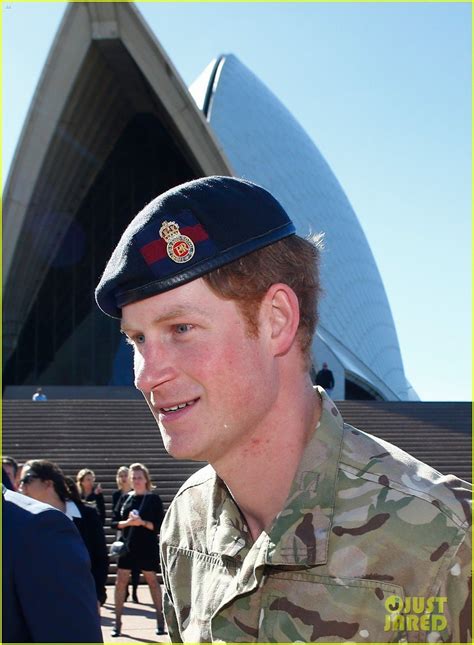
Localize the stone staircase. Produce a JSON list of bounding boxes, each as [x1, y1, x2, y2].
[[3, 399, 471, 583]]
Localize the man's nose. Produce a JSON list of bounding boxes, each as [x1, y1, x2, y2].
[[133, 345, 177, 393]]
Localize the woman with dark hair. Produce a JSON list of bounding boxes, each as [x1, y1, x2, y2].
[[76, 468, 106, 525], [19, 460, 109, 608], [110, 462, 165, 637]]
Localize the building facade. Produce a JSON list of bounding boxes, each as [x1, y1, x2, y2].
[[3, 3, 416, 400]]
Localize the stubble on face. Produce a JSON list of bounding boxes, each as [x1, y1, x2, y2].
[[125, 279, 277, 467]]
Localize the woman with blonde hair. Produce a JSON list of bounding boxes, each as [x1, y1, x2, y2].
[[76, 467, 106, 525], [110, 463, 165, 636], [112, 466, 140, 603], [112, 466, 131, 510]]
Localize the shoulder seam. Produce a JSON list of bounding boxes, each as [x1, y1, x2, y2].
[[338, 462, 469, 531]]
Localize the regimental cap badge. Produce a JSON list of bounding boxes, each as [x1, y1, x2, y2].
[[159, 220, 195, 264]]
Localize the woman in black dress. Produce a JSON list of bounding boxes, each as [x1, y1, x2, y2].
[[110, 462, 165, 637], [112, 466, 140, 603], [19, 460, 109, 609]]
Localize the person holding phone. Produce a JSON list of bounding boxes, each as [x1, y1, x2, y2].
[[76, 468, 106, 525]]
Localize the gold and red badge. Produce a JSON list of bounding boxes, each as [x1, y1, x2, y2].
[[159, 220, 195, 264]]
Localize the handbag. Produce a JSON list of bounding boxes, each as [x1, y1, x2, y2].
[[108, 493, 149, 560], [109, 539, 129, 560]]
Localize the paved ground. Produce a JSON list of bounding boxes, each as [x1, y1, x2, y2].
[[100, 585, 169, 643]]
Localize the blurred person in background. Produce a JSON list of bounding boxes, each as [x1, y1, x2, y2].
[[3, 483, 103, 643], [112, 465, 140, 603], [32, 386, 47, 401], [76, 468, 106, 525], [14, 462, 24, 491], [20, 460, 109, 609], [112, 466, 131, 510], [2, 456, 19, 490], [3, 468, 15, 491], [315, 361, 335, 395], [110, 462, 165, 637]]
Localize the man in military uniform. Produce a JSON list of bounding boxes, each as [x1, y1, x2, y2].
[[96, 176, 471, 643]]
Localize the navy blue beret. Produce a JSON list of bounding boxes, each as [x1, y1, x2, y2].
[[95, 176, 296, 318]]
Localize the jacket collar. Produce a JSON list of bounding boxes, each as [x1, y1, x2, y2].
[[209, 388, 344, 567], [266, 387, 344, 566], [64, 499, 82, 520]]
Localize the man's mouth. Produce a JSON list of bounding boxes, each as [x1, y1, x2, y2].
[[159, 398, 199, 414]]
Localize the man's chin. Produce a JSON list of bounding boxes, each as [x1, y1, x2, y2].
[[157, 422, 206, 462], [164, 443, 207, 463]]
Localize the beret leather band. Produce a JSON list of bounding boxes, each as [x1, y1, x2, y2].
[[95, 176, 296, 319]]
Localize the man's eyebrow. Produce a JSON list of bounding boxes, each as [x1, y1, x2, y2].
[[120, 305, 210, 332]]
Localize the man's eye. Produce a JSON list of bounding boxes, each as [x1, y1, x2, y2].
[[126, 334, 145, 345], [122, 332, 144, 346], [175, 324, 192, 334]]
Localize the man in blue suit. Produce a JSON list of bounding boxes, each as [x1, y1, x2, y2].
[[3, 484, 103, 643]]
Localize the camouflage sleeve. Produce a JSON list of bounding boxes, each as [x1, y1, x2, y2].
[[438, 528, 472, 643]]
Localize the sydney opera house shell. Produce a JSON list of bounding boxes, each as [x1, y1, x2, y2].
[[3, 2, 416, 401]]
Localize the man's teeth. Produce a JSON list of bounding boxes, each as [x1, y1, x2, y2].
[[162, 401, 193, 412]]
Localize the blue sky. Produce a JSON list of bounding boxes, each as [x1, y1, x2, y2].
[[3, 2, 471, 401]]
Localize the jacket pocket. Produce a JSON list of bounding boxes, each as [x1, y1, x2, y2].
[[166, 546, 239, 642], [262, 572, 408, 643]]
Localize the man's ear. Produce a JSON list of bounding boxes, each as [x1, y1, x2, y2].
[[262, 283, 300, 357]]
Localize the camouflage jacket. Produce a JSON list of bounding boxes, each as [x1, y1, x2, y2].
[[160, 389, 472, 643]]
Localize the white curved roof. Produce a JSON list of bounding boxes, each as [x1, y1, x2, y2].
[[190, 54, 412, 400]]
